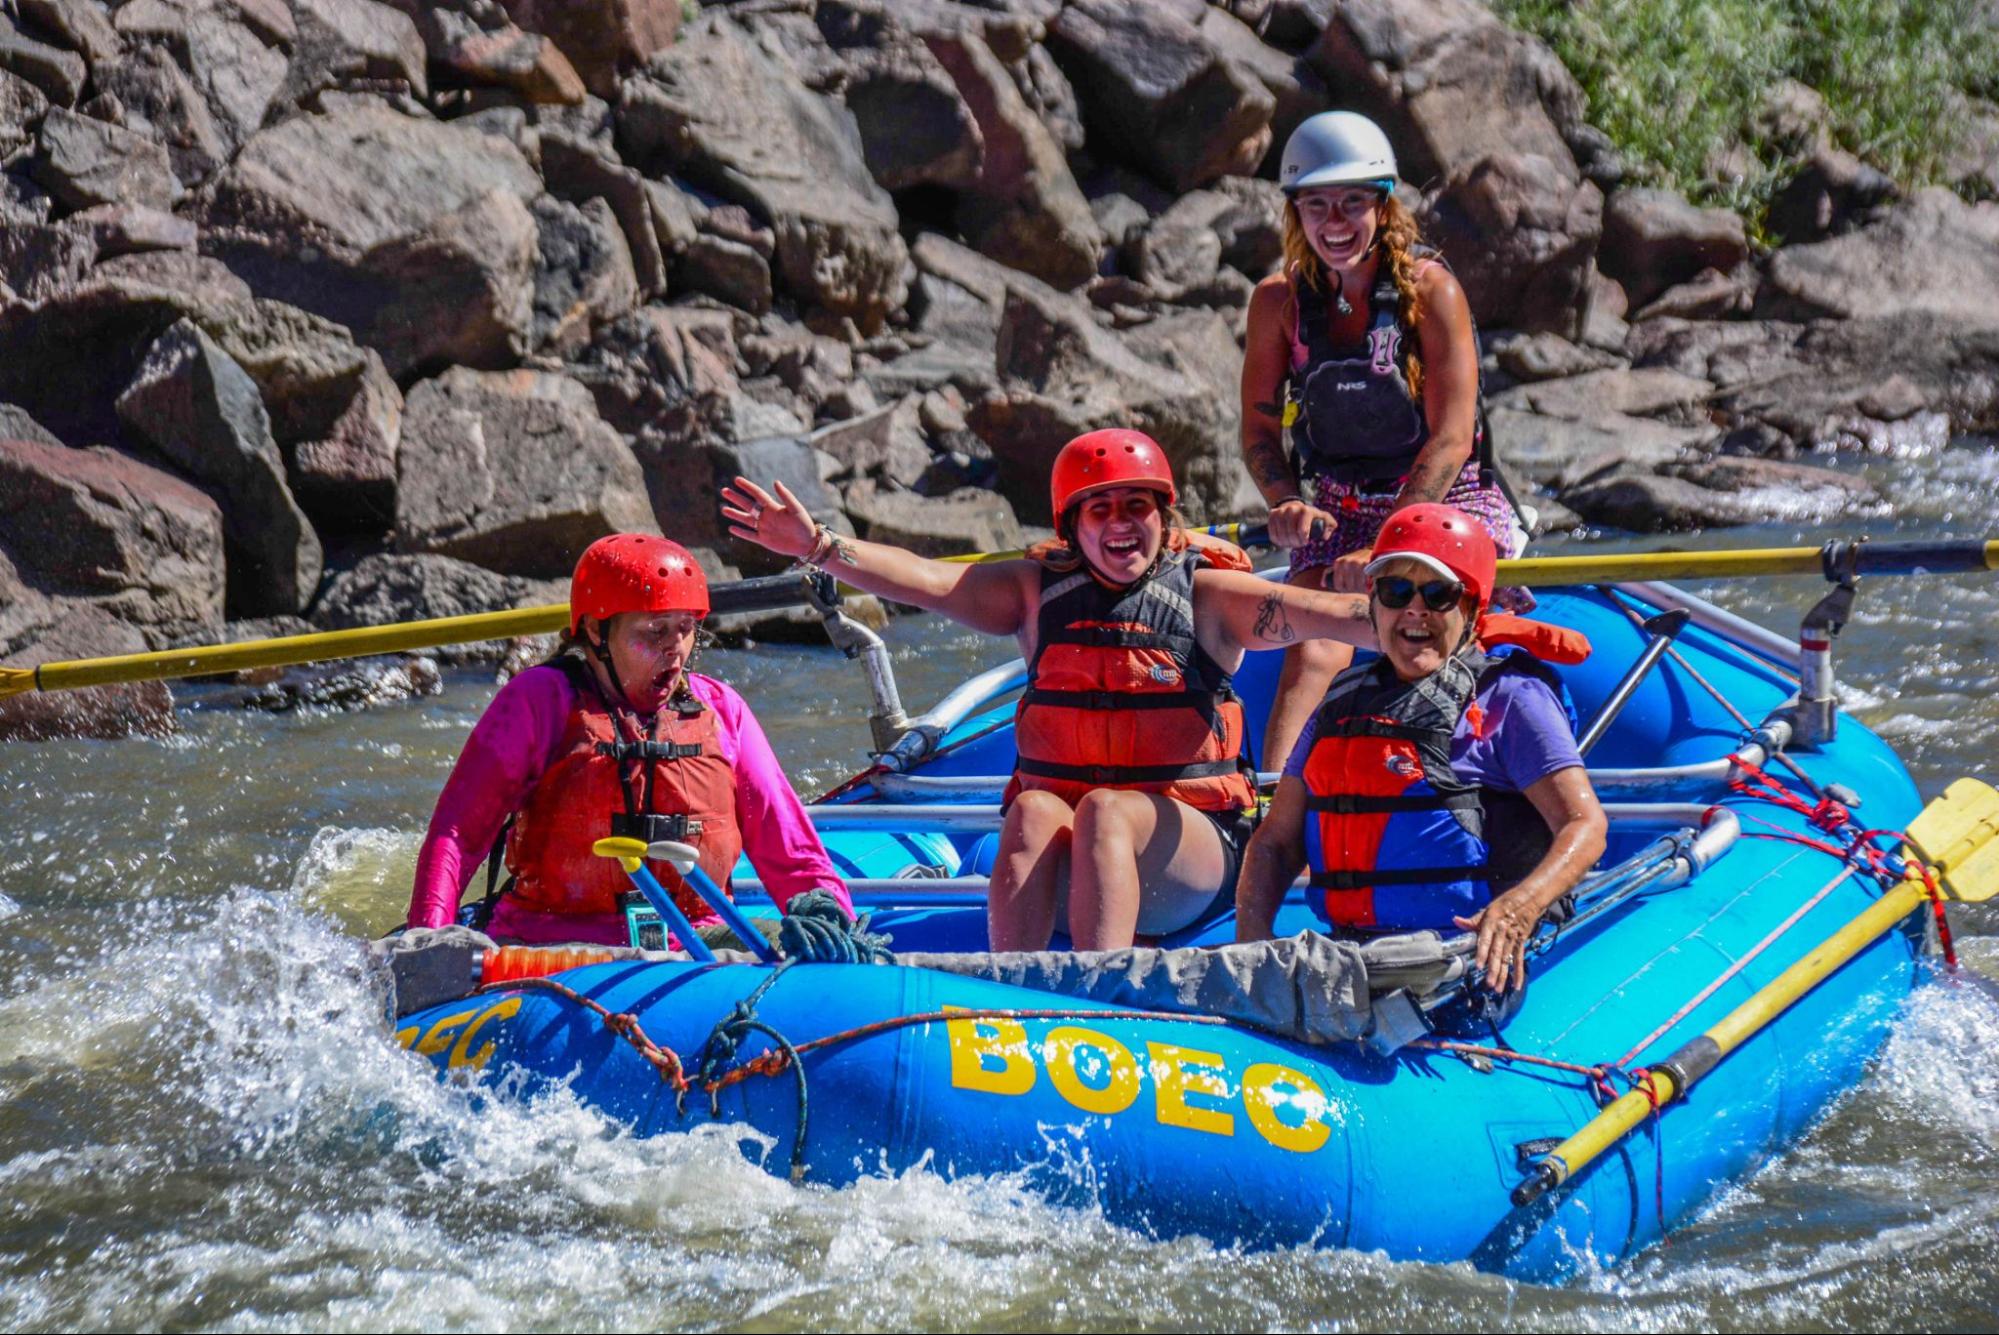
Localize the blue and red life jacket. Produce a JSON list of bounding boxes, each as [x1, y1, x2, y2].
[[1300, 645, 1575, 932]]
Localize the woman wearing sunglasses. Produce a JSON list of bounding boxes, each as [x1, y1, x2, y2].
[[722, 430, 1379, 953], [1234, 505, 1605, 995], [1239, 110, 1525, 800]]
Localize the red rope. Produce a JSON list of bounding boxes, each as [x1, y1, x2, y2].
[[480, 980, 1229, 1096]]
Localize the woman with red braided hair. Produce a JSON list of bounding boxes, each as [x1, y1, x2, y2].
[[1240, 111, 1527, 787]]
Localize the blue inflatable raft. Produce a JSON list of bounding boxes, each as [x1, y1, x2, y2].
[[394, 579, 1940, 1281]]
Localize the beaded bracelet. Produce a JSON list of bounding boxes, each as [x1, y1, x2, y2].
[[801, 523, 839, 569]]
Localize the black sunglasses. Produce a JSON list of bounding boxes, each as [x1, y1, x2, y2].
[[1373, 575, 1464, 612]]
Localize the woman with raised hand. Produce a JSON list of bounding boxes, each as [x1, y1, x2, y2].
[[722, 429, 1375, 952], [1235, 505, 1603, 997], [407, 533, 851, 948], [1240, 110, 1525, 780]]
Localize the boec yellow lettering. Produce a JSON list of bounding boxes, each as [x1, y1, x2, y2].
[[448, 996, 522, 1071], [1148, 1041, 1234, 1137], [1043, 1026, 1141, 1115], [413, 1007, 481, 1059], [945, 1005, 1037, 1096], [1242, 1062, 1333, 1154]]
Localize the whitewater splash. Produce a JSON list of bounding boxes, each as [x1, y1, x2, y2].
[[2, 859, 1996, 1330]]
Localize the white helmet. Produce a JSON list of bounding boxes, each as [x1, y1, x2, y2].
[[1280, 111, 1398, 195]]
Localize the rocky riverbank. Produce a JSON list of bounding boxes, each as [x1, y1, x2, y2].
[[3, 0, 1998, 738]]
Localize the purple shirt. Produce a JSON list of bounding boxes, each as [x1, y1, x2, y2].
[[1282, 669, 1582, 793], [409, 666, 850, 942]]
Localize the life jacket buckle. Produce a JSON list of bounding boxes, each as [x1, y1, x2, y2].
[[609, 811, 704, 843]]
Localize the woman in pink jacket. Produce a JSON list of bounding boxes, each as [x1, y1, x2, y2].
[[406, 533, 850, 947]]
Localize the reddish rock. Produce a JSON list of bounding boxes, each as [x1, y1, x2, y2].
[[1044, 0, 1275, 193], [0, 436, 225, 646], [1424, 152, 1603, 337], [395, 367, 656, 577], [497, 0, 679, 99], [1599, 187, 1749, 309]]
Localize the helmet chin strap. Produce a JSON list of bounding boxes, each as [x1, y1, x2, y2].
[[585, 625, 641, 715]]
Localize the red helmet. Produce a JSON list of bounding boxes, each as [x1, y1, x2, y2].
[[1049, 429, 1177, 520], [1364, 504, 1496, 612], [568, 533, 710, 633]]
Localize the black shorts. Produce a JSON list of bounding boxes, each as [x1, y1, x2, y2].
[[1189, 805, 1258, 929]]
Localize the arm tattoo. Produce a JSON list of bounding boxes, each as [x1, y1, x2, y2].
[[1399, 454, 1458, 506], [828, 533, 859, 567], [1253, 593, 1296, 644], [1244, 437, 1295, 492]]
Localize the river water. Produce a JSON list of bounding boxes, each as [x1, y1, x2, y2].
[[2, 444, 1998, 1331]]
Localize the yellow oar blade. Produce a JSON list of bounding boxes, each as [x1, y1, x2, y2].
[[1904, 777, 1999, 903], [0, 667, 33, 700]]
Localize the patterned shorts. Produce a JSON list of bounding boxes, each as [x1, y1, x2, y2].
[[1288, 465, 1535, 612]]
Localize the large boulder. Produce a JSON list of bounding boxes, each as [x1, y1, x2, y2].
[[922, 24, 1102, 289], [89, 44, 232, 185], [312, 551, 566, 662], [948, 237, 1246, 523], [200, 100, 542, 374], [1760, 189, 1999, 324], [843, 477, 1021, 557], [528, 194, 639, 356], [115, 319, 324, 616], [0, 15, 87, 104], [0, 435, 225, 646], [283, 0, 428, 104], [1423, 152, 1602, 336], [495, 0, 680, 98], [0, 250, 255, 450], [837, 28, 984, 192], [618, 24, 910, 333], [1306, 0, 1585, 189], [111, 0, 288, 152], [1044, 0, 1274, 193], [1598, 187, 1749, 310], [31, 106, 183, 212], [1632, 314, 1999, 450], [395, 367, 656, 577]]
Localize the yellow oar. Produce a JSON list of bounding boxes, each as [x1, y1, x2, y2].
[[1512, 777, 1999, 1207], [0, 568, 823, 701], [6, 534, 1996, 701]]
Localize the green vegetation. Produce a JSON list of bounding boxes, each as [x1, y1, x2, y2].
[[1490, 0, 1999, 225]]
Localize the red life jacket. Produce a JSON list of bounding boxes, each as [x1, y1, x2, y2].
[[1301, 648, 1571, 932], [1006, 539, 1257, 814], [503, 669, 742, 922]]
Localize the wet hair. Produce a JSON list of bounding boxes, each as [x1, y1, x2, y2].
[[1280, 191, 1428, 401]]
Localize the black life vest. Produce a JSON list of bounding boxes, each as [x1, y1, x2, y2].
[[1300, 646, 1573, 932], [1285, 253, 1496, 489]]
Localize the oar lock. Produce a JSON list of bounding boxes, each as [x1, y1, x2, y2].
[[1795, 537, 1867, 750]]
